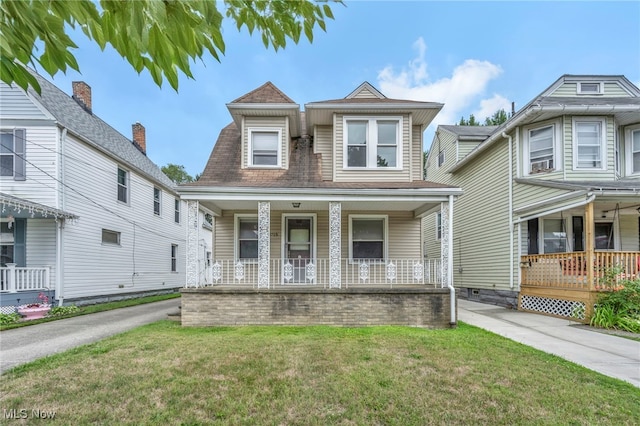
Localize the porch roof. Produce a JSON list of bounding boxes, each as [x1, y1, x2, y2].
[[0, 193, 77, 220]]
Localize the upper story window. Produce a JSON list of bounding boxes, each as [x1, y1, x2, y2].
[[573, 117, 606, 170], [349, 215, 387, 261], [249, 129, 281, 167], [117, 167, 128, 203], [153, 187, 161, 215], [577, 82, 603, 95], [344, 117, 401, 169], [174, 198, 180, 223], [626, 125, 640, 175], [235, 215, 258, 261], [529, 125, 555, 173], [0, 129, 26, 180]]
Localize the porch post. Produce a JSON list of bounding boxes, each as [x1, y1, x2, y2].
[[329, 201, 342, 288], [585, 201, 596, 319], [440, 201, 450, 287], [186, 200, 199, 288], [257, 201, 270, 289]]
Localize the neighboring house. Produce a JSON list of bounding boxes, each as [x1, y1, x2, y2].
[[425, 75, 640, 319], [179, 81, 462, 293], [0, 72, 203, 311]]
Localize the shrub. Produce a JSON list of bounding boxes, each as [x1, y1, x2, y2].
[[0, 312, 22, 325], [590, 269, 640, 333], [48, 305, 80, 317]]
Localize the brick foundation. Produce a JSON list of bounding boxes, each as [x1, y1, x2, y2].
[[180, 287, 456, 328]]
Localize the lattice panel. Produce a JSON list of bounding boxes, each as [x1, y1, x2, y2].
[[520, 295, 585, 320]]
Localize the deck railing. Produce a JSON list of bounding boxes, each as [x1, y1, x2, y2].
[[197, 258, 442, 289], [0, 264, 51, 292], [521, 251, 640, 289]]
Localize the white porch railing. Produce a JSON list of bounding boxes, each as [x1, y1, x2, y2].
[[0, 264, 51, 292], [198, 258, 443, 289]]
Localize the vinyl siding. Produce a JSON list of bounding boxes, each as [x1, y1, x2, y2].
[[0, 84, 50, 120], [314, 125, 333, 180], [26, 218, 57, 288], [61, 134, 185, 299], [243, 117, 288, 169], [334, 113, 412, 182]]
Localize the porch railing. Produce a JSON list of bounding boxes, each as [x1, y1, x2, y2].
[[520, 251, 640, 289], [199, 258, 442, 289], [0, 264, 51, 292]]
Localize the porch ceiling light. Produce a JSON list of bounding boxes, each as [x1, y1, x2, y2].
[[292, 202, 301, 208]]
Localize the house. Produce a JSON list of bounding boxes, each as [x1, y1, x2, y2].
[[0, 72, 210, 311], [424, 74, 640, 320], [178, 82, 463, 327]]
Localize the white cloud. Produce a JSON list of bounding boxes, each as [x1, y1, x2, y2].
[[377, 37, 507, 129]]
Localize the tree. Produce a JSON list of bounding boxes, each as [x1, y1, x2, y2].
[[162, 163, 194, 184], [1, 0, 341, 93]]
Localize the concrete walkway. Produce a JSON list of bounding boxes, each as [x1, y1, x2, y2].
[[0, 298, 180, 374], [458, 299, 640, 388]]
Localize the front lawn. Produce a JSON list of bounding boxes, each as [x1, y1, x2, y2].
[[1, 322, 638, 425]]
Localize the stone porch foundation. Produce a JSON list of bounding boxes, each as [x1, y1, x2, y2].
[[180, 286, 456, 328]]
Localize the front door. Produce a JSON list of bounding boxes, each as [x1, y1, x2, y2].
[[284, 217, 313, 283]]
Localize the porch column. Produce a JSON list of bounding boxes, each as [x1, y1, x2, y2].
[[440, 200, 452, 287], [329, 201, 342, 288], [186, 200, 199, 288], [257, 201, 270, 289], [585, 201, 596, 318]]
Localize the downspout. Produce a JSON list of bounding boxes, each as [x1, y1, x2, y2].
[[448, 194, 456, 325], [57, 127, 67, 306], [503, 132, 514, 289]]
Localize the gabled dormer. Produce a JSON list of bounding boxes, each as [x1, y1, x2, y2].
[[305, 82, 443, 182], [226, 82, 301, 170]]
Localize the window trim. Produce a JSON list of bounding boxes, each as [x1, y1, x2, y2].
[[153, 187, 161, 216], [577, 81, 603, 95], [117, 167, 129, 204], [625, 124, 640, 176], [342, 116, 403, 170], [101, 229, 121, 245], [247, 127, 282, 168], [522, 121, 562, 176], [234, 214, 259, 262], [572, 117, 607, 171], [348, 214, 388, 262], [171, 244, 178, 272]]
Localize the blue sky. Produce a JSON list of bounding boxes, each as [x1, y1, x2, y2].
[[43, 1, 640, 178]]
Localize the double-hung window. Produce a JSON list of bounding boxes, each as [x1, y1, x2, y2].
[[626, 126, 640, 175], [153, 187, 161, 215], [117, 167, 128, 203], [529, 125, 555, 173], [249, 129, 280, 167], [0, 129, 26, 180], [345, 117, 401, 169], [236, 215, 258, 261], [573, 118, 606, 170], [349, 215, 387, 261]]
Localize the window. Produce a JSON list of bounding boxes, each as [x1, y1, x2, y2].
[[344, 117, 401, 169], [349, 216, 387, 261], [529, 125, 554, 173], [595, 223, 614, 250], [174, 198, 180, 223], [577, 82, 602, 95], [249, 129, 280, 167], [153, 187, 161, 215], [0, 129, 26, 180], [543, 219, 567, 253], [436, 212, 442, 240], [102, 229, 121, 245], [627, 127, 640, 175], [573, 118, 606, 170], [117, 167, 128, 203], [236, 216, 258, 260], [171, 244, 178, 272], [437, 150, 445, 167]]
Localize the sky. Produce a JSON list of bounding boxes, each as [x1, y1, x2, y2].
[[42, 1, 640, 178]]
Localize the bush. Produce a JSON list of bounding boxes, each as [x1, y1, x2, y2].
[[590, 269, 640, 333], [48, 305, 80, 317], [0, 312, 22, 324]]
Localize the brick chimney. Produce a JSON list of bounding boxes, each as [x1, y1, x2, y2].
[[132, 122, 146, 155], [72, 81, 92, 113]]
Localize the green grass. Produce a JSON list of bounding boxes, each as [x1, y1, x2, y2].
[[1, 322, 638, 425], [0, 293, 180, 331]]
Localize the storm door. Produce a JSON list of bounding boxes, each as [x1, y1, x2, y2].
[[283, 217, 314, 284]]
